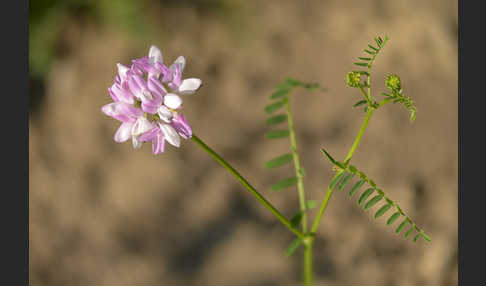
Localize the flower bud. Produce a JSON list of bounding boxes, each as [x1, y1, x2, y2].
[[346, 72, 361, 88], [385, 74, 401, 91]]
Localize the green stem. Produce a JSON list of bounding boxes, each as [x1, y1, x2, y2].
[[310, 107, 375, 235], [191, 134, 306, 240], [359, 86, 370, 104], [344, 108, 374, 164], [285, 99, 308, 233], [304, 243, 313, 286]]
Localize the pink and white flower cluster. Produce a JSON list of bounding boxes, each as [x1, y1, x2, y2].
[[102, 46, 201, 154]]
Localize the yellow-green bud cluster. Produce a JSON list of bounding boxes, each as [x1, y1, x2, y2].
[[385, 74, 401, 91], [346, 72, 361, 88]]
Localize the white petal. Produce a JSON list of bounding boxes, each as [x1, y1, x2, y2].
[[148, 45, 163, 64], [173, 56, 186, 71], [117, 63, 129, 79], [157, 105, 173, 123], [164, 94, 182, 109], [131, 116, 153, 136], [159, 123, 180, 147], [177, 78, 202, 95], [114, 122, 133, 142], [132, 136, 142, 149]]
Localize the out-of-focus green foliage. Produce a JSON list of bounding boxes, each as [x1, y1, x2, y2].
[[29, 0, 150, 78]]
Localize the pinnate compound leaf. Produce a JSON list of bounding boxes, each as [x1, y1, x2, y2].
[[265, 114, 287, 125], [271, 177, 297, 191], [265, 130, 290, 139], [358, 188, 375, 205], [386, 212, 401, 225], [265, 153, 293, 168], [285, 238, 302, 257], [374, 204, 391, 219]]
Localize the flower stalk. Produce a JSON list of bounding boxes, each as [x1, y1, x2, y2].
[[191, 134, 307, 241]]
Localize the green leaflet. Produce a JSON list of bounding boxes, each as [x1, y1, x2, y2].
[[413, 233, 422, 243], [354, 62, 369, 67], [265, 130, 290, 139], [368, 44, 379, 51], [349, 180, 365, 198], [306, 200, 317, 209], [271, 177, 298, 191], [265, 114, 287, 125], [265, 153, 293, 168], [270, 89, 290, 100], [264, 100, 286, 114], [421, 232, 431, 242], [386, 212, 401, 225], [320, 147, 337, 164], [404, 227, 415, 238], [364, 49, 375, 55], [290, 212, 303, 228], [396, 219, 409, 234], [358, 57, 371, 61], [354, 100, 367, 107], [285, 238, 302, 257], [286, 78, 301, 86], [358, 188, 375, 205], [338, 173, 355, 192], [375, 37, 383, 47], [374, 204, 391, 218], [329, 172, 346, 190], [364, 194, 383, 210]]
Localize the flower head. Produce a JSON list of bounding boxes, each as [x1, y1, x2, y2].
[[385, 74, 401, 91], [102, 46, 201, 154], [346, 71, 362, 88]]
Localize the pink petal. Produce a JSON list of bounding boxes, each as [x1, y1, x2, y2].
[[101, 102, 141, 122], [171, 113, 192, 139]]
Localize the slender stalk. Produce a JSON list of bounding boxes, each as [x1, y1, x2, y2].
[[343, 108, 374, 164], [304, 243, 313, 286], [285, 99, 308, 232], [191, 134, 306, 240], [310, 106, 375, 234]]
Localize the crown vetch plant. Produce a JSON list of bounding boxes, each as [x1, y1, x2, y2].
[[102, 36, 429, 286]]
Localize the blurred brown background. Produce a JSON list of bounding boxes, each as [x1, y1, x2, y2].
[[29, 0, 457, 285]]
